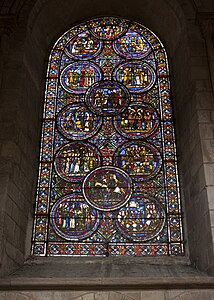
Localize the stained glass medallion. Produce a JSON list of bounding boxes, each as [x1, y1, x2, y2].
[[57, 103, 102, 140], [64, 32, 103, 60], [83, 166, 132, 211], [32, 17, 184, 257], [114, 141, 162, 179], [114, 102, 159, 139], [50, 194, 99, 240], [60, 62, 102, 93], [54, 142, 101, 182], [113, 30, 151, 59], [116, 194, 166, 241], [114, 62, 156, 93], [85, 81, 130, 116]]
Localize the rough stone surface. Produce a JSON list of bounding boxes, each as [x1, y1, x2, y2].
[[5, 257, 201, 278], [0, 290, 214, 300]]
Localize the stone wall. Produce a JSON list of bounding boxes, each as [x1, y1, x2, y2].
[[0, 290, 214, 300], [0, 0, 214, 284]]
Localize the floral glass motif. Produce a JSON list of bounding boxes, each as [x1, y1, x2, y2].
[[32, 17, 184, 257]]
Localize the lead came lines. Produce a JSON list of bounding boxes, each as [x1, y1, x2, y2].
[[32, 17, 184, 257]]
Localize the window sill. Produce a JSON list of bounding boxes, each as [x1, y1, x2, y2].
[[1, 256, 214, 290]]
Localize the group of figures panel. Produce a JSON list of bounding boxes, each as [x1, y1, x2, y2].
[[60, 62, 156, 95], [33, 17, 183, 256], [53, 137, 164, 243]]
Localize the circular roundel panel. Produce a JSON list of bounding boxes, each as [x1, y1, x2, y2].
[[113, 30, 151, 59], [88, 17, 129, 40], [57, 103, 102, 140], [85, 81, 130, 116], [50, 194, 99, 240], [116, 194, 165, 241], [113, 141, 162, 180], [60, 62, 102, 94], [82, 166, 132, 211], [114, 102, 159, 139], [64, 31, 102, 60], [114, 62, 156, 93], [54, 142, 101, 182]]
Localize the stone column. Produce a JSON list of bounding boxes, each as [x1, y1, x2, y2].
[[196, 13, 214, 274], [198, 13, 214, 97]]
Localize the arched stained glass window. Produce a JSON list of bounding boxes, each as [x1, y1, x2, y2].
[[32, 17, 184, 257]]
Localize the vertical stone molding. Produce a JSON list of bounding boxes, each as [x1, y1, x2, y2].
[[198, 13, 214, 97]]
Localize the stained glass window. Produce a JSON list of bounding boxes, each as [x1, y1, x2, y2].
[[32, 17, 184, 257]]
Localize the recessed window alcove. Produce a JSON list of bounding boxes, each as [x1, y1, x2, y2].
[[0, 1, 214, 297], [32, 17, 184, 259]]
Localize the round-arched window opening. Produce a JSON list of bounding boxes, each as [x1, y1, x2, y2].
[[32, 17, 184, 257]]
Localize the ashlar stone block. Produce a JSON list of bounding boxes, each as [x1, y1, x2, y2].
[[204, 163, 214, 185], [202, 140, 214, 162], [140, 290, 165, 300]]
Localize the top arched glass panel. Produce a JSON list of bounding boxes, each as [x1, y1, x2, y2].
[[32, 17, 184, 257]]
